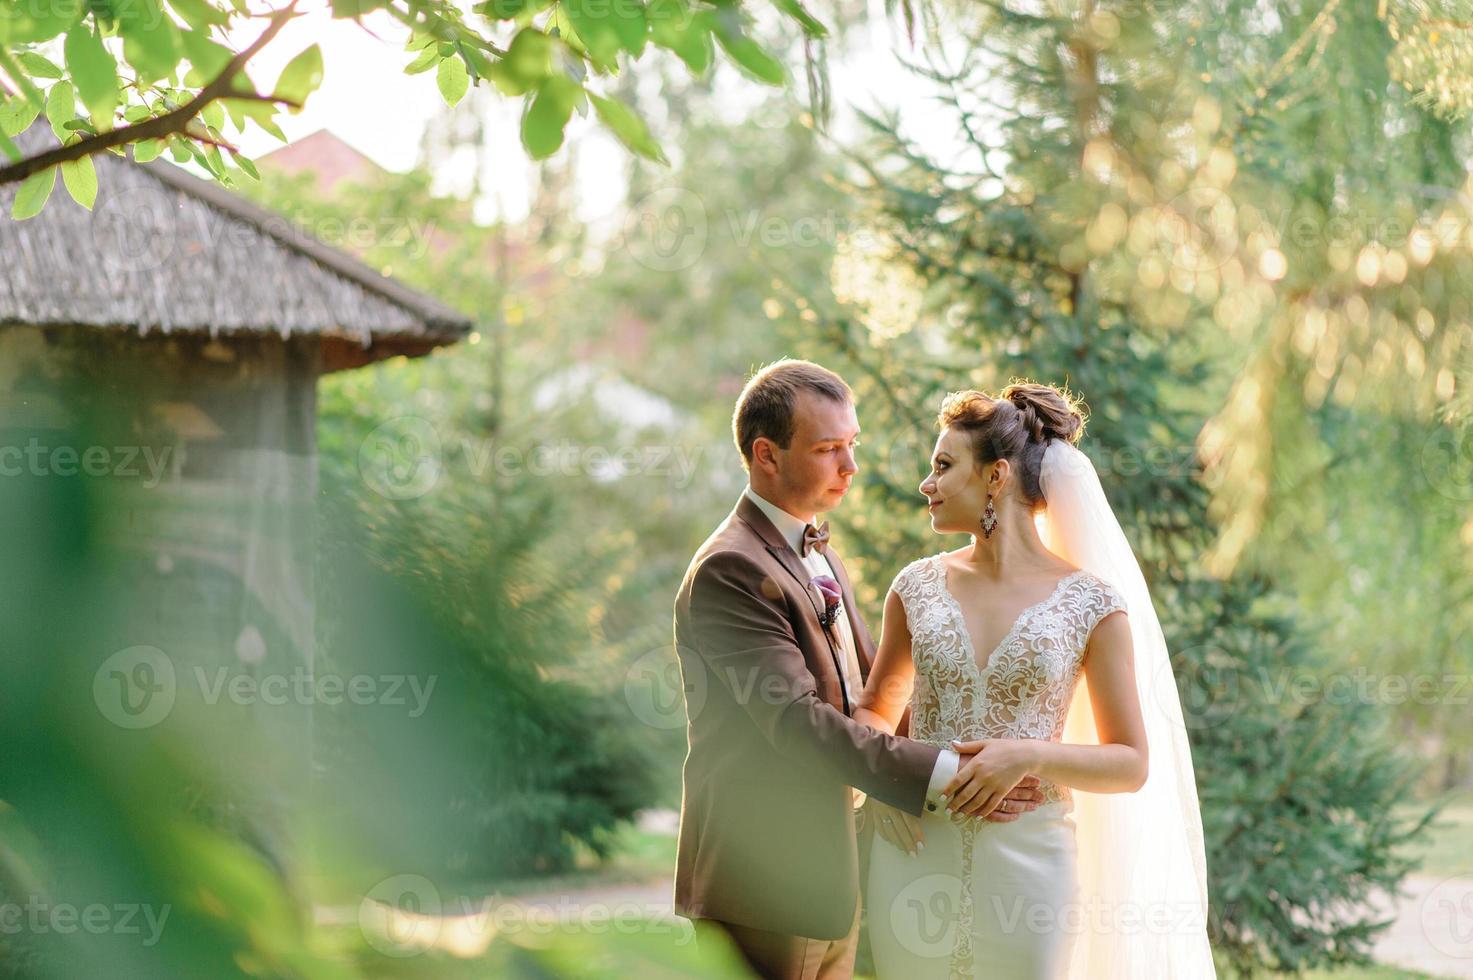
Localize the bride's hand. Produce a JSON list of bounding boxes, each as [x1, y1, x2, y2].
[[942, 738, 1040, 817], [865, 797, 923, 856]]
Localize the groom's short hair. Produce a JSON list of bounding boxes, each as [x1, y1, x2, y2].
[[733, 359, 853, 470]]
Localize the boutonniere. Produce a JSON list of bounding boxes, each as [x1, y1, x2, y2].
[[811, 575, 842, 630]]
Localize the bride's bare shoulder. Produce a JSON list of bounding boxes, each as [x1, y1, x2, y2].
[[936, 546, 969, 567]]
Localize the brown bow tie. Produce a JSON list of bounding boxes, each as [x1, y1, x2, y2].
[[801, 521, 830, 557]]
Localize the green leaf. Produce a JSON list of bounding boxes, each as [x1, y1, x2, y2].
[[12, 165, 56, 220], [231, 151, 259, 180], [330, 0, 386, 16], [551, 4, 589, 59], [0, 0, 84, 43], [649, 0, 712, 74], [713, 19, 784, 85], [477, 0, 530, 18], [404, 47, 438, 75], [200, 142, 225, 177], [274, 44, 323, 106], [460, 44, 496, 82], [166, 0, 229, 31], [65, 25, 119, 128], [771, 0, 827, 38], [60, 155, 97, 209], [437, 53, 469, 105], [562, 0, 646, 66], [45, 81, 75, 142], [588, 91, 665, 163], [179, 28, 234, 83], [489, 28, 552, 96], [18, 52, 65, 79], [119, 0, 182, 84], [202, 100, 225, 132], [521, 74, 580, 159], [133, 138, 164, 163], [219, 98, 287, 142], [0, 128, 19, 162], [0, 95, 42, 137]]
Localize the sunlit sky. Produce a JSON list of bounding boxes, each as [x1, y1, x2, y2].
[[224, 0, 984, 230]]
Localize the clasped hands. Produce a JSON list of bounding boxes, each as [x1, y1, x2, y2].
[[868, 738, 1043, 856]]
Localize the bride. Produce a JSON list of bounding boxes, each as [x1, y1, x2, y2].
[[855, 383, 1215, 979]]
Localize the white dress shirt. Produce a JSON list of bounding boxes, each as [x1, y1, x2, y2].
[[743, 486, 959, 811]]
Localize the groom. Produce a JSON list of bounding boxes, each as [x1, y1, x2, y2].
[[672, 359, 1045, 979]]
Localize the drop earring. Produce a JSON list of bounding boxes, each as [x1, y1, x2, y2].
[[981, 493, 998, 538]]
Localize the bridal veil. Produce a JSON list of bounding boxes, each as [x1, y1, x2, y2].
[[1036, 437, 1217, 978]]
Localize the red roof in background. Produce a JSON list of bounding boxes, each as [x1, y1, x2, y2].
[[256, 129, 388, 194]]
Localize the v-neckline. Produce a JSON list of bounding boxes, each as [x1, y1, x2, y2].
[[934, 555, 1087, 675]]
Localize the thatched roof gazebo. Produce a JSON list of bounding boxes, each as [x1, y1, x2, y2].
[[0, 124, 472, 804], [1, 126, 470, 370]]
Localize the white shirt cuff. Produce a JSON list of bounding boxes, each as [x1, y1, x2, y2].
[[926, 749, 959, 805]]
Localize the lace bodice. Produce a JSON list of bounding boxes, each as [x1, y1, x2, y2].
[[893, 553, 1128, 809]]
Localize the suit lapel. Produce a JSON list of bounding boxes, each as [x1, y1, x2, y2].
[[734, 495, 850, 708], [734, 495, 825, 619]]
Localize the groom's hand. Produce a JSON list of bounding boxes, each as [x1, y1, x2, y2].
[[953, 761, 1044, 823]]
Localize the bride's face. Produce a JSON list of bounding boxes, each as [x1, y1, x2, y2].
[[919, 427, 1006, 534]]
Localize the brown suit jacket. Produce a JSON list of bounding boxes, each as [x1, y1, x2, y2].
[[672, 494, 939, 940]]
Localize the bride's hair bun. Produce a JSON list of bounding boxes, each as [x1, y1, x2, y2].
[[1002, 382, 1084, 447], [937, 380, 1086, 507]]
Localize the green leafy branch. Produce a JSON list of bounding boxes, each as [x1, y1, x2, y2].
[[0, 2, 305, 215], [0, 0, 831, 217]]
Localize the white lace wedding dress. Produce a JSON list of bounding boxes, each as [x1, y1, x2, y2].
[[867, 553, 1128, 980]]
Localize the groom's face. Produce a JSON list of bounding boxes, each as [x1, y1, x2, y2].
[[757, 391, 860, 517]]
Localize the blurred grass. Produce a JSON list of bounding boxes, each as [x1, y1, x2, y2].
[[467, 823, 678, 899], [1297, 968, 1435, 979], [1402, 789, 1473, 877]]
